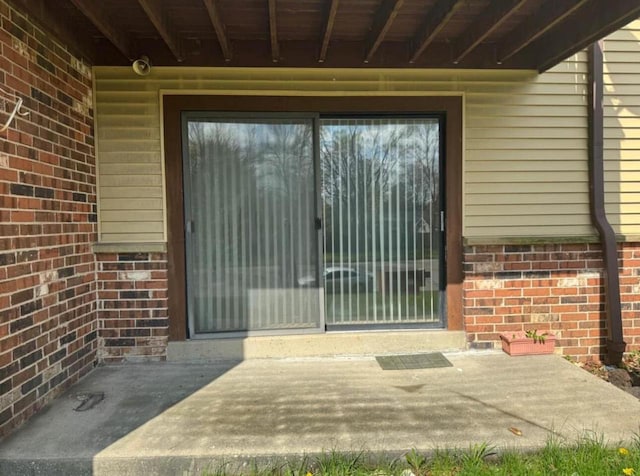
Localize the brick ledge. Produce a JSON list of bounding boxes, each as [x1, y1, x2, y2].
[[93, 242, 167, 253], [463, 235, 640, 246]]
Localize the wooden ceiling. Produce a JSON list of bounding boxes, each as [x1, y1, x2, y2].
[[9, 0, 640, 71]]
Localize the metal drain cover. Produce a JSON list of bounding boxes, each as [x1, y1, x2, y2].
[[376, 352, 453, 370]]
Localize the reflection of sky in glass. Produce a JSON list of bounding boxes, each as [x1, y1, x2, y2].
[[189, 119, 313, 192], [320, 119, 439, 206]]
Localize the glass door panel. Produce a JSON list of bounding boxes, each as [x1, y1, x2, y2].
[[183, 116, 322, 335], [320, 118, 443, 327]]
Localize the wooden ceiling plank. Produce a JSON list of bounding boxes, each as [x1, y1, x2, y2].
[[318, 0, 340, 63], [137, 0, 182, 61], [69, 0, 132, 60], [452, 0, 528, 64], [202, 0, 232, 62], [268, 0, 279, 62], [364, 0, 405, 63], [533, 0, 640, 72], [497, 0, 590, 63], [6, 0, 96, 62], [409, 0, 464, 64]]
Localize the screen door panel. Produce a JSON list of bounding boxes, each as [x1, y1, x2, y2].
[[320, 118, 443, 326], [183, 117, 321, 334]]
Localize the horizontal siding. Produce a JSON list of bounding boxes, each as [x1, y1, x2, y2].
[[95, 79, 163, 242], [604, 20, 640, 236], [94, 47, 602, 242], [465, 51, 591, 238]]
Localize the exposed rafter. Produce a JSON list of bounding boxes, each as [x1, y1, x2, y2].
[[69, 0, 132, 60], [496, 0, 590, 63], [451, 0, 528, 64], [268, 0, 279, 62], [532, 0, 640, 71], [137, 0, 182, 61], [364, 0, 404, 63], [6, 0, 95, 62], [318, 0, 340, 63], [409, 0, 464, 64], [8, 0, 640, 70], [202, 0, 232, 62]]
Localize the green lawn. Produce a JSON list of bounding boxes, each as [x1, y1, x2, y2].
[[325, 291, 439, 323], [204, 436, 640, 475]]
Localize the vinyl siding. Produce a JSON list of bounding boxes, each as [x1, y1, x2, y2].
[[94, 54, 593, 242], [604, 20, 640, 236]]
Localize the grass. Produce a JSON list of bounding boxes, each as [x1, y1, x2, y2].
[[202, 434, 640, 475], [325, 291, 439, 322]]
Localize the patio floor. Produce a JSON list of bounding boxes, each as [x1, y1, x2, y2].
[[1, 352, 639, 475]]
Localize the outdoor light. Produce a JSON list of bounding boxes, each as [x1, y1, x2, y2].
[[132, 55, 152, 76]]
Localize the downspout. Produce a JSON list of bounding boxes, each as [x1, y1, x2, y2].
[[587, 41, 626, 365]]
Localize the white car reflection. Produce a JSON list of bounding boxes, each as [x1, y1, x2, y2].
[[298, 267, 375, 293]]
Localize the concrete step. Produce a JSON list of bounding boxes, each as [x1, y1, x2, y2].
[[167, 330, 467, 361]]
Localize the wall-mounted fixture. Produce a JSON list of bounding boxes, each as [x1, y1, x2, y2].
[[0, 87, 29, 133], [132, 55, 152, 76]]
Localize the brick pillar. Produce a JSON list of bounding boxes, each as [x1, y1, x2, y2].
[[96, 252, 169, 362]]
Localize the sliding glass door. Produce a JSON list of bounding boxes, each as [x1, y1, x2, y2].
[[182, 115, 322, 335], [182, 114, 444, 336], [320, 118, 443, 327]]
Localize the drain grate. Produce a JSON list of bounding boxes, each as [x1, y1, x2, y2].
[[376, 352, 453, 370]]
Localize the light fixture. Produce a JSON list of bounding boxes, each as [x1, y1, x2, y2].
[[132, 55, 152, 76]]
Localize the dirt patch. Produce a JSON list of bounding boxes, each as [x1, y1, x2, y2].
[[575, 352, 640, 399]]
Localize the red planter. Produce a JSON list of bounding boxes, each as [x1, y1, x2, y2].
[[499, 332, 556, 356]]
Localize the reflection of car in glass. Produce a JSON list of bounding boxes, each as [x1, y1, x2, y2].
[[298, 267, 374, 293]]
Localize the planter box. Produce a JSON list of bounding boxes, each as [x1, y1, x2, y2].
[[499, 332, 556, 356]]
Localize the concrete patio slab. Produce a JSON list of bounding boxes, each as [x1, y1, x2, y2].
[[1, 352, 639, 475]]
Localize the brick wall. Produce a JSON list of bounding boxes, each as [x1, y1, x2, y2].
[[463, 242, 640, 361], [0, 1, 96, 437], [96, 252, 169, 363]]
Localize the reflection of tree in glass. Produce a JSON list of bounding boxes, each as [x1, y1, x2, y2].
[[320, 123, 403, 205], [260, 123, 314, 286], [400, 122, 439, 210], [320, 120, 439, 262], [187, 121, 314, 288]]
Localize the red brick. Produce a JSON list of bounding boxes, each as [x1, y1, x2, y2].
[[464, 242, 640, 363], [0, 2, 98, 440]]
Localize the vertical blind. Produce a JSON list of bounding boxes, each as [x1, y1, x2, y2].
[[184, 118, 321, 333], [320, 118, 442, 326]]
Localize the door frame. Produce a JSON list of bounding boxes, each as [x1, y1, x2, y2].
[[163, 95, 463, 341]]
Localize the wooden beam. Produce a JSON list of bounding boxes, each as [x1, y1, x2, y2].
[[137, 0, 182, 61], [496, 0, 589, 63], [532, 0, 640, 72], [202, 0, 232, 62], [364, 0, 404, 63], [69, 0, 132, 60], [6, 0, 96, 62], [409, 0, 464, 64], [318, 0, 339, 63], [451, 0, 528, 64], [268, 0, 279, 62]]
